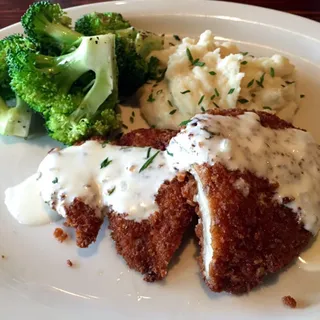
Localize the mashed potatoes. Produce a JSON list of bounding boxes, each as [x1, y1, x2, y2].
[[139, 30, 298, 129]]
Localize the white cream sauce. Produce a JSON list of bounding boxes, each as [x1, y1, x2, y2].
[[5, 174, 60, 225], [6, 142, 175, 223], [166, 112, 320, 235]]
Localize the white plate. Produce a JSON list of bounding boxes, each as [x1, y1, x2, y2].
[[1, 1, 320, 319]]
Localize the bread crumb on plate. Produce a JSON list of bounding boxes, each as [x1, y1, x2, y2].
[[53, 227, 68, 243], [282, 295, 297, 308]]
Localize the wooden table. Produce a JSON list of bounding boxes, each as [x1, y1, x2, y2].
[[1, 0, 319, 29]]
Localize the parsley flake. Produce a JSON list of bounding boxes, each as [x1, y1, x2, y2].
[[147, 93, 155, 102], [263, 106, 272, 110], [108, 187, 116, 195], [181, 90, 191, 94], [238, 98, 249, 104], [241, 52, 248, 56], [130, 116, 134, 123], [241, 61, 248, 65], [168, 100, 173, 107], [52, 177, 58, 184], [146, 147, 151, 159], [300, 94, 305, 98], [270, 67, 275, 78], [139, 151, 160, 173], [173, 34, 181, 41], [201, 106, 206, 112], [209, 71, 216, 76], [122, 123, 128, 129], [100, 157, 112, 169], [169, 109, 177, 115], [186, 48, 205, 67], [213, 102, 220, 108], [256, 73, 265, 88], [166, 150, 174, 157], [186, 48, 193, 64], [228, 88, 235, 95], [179, 119, 191, 126], [210, 94, 216, 100], [214, 88, 220, 97], [247, 79, 254, 88], [198, 95, 205, 105], [285, 81, 295, 85]]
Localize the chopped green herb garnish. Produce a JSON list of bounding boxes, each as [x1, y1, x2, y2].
[[228, 88, 235, 95], [179, 119, 191, 126], [168, 100, 173, 107], [169, 109, 177, 115], [139, 151, 160, 173], [52, 177, 58, 184], [166, 150, 174, 157], [130, 116, 134, 123], [209, 71, 216, 76], [213, 102, 220, 108], [247, 79, 254, 88], [263, 106, 272, 110], [181, 90, 191, 94], [214, 88, 220, 97], [108, 187, 116, 195], [198, 95, 205, 105], [193, 59, 205, 67], [241, 61, 248, 65], [100, 157, 112, 169], [285, 81, 295, 85], [186, 48, 193, 64], [101, 140, 110, 148], [201, 106, 206, 112], [173, 34, 181, 41], [122, 123, 128, 129], [147, 93, 155, 102], [186, 48, 205, 67], [241, 52, 248, 56], [256, 73, 265, 88], [238, 98, 249, 104], [210, 94, 216, 100], [300, 94, 305, 98], [132, 111, 135, 117], [146, 147, 151, 159], [270, 67, 275, 78]]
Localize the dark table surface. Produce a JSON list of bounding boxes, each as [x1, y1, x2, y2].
[[1, 0, 319, 29]]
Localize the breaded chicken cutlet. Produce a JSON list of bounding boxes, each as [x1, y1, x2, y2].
[[110, 128, 196, 281], [168, 109, 315, 294], [63, 128, 196, 282]]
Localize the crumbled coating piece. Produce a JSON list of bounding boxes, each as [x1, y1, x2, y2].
[[1, 255, 5, 259], [282, 295, 297, 308], [53, 227, 68, 243], [67, 259, 73, 267]]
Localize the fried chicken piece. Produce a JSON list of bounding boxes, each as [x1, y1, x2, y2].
[[189, 109, 312, 294], [108, 128, 195, 281]]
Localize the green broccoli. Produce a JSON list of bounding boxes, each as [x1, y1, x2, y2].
[[75, 12, 131, 35], [0, 34, 34, 138], [76, 13, 164, 95], [8, 34, 120, 145], [21, 1, 82, 54], [0, 96, 32, 138]]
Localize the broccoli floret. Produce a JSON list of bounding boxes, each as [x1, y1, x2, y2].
[[0, 34, 34, 138], [75, 12, 131, 35], [22, 1, 81, 54], [8, 34, 120, 145], [135, 31, 164, 58], [0, 34, 35, 99], [0, 96, 32, 138]]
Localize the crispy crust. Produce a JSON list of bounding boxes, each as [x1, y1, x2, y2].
[[108, 128, 195, 281], [64, 198, 104, 248], [108, 174, 195, 281], [192, 110, 312, 294]]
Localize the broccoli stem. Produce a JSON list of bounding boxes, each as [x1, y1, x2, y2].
[[38, 15, 81, 47], [0, 96, 32, 138]]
